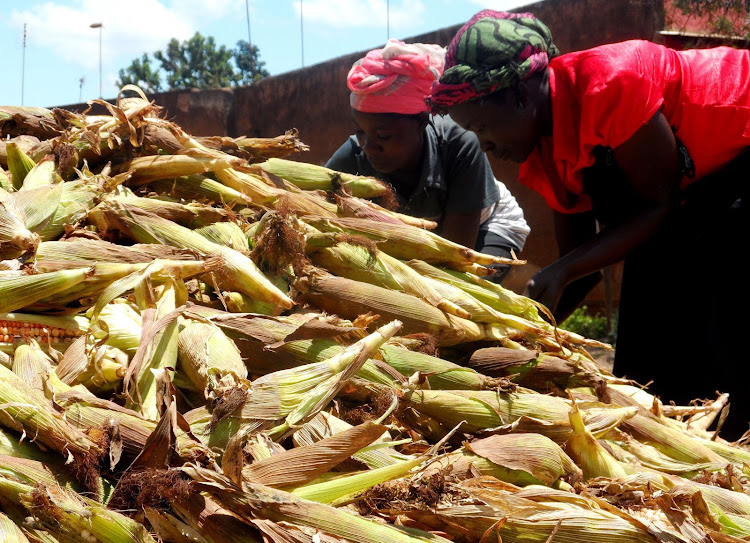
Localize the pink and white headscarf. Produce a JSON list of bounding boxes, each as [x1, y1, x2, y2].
[[347, 39, 446, 115]]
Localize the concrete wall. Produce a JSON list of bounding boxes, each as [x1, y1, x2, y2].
[[61, 0, 664, 311]]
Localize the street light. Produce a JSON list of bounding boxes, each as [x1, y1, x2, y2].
[[89, 22, 102, 98]]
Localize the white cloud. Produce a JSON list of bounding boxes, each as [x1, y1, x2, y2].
[[8, 0, 201, 71], [294, 0, 426, 29]]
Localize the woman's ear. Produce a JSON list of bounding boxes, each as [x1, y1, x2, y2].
[[416, 112, 430, 132]]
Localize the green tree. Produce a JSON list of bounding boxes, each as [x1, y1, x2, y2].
[[234, 40, 270, 85], [116, 32, 270, 93], [672, 0, 750, 38], [116, 53, 163, 93]]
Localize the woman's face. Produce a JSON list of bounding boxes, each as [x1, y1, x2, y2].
[[448, 87, 544, 164], [351, 109, 426, 174]]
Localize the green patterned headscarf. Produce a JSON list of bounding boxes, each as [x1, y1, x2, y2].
[[428, 10, 558, 110]]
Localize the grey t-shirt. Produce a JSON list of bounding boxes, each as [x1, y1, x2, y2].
[[326, 115, 528, 249]]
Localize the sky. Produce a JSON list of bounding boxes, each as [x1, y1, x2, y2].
[[0, 0, 537, 108]]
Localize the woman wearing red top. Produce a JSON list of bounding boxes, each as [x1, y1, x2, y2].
[[429, 10, 750, 438]]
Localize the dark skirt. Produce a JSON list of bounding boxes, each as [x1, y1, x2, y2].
[[588, 147, 750, 439]]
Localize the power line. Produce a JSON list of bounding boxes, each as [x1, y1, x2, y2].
[[387, 0, 390, 40], [300, 0, 305, 67], [21, 23, 26, 106], [245, 0, 252, 47]]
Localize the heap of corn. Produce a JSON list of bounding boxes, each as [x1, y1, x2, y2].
[[0, 86, 748, 543]]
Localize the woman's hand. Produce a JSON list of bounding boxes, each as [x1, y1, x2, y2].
[[524, 261, 571, 317]]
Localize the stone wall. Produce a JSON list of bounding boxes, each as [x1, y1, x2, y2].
[[60, 0, 665, 312]]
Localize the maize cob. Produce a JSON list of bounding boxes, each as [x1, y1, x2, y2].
[[177, 319, 247, 397], [306, 216, 523, 269], [19, 482, 158, 543], [335, 194, 437, 229], [244, 421, 391, 488], [0, 268, 91, 314], [144, 174, 253, 207], [257, 158, 389, 198], [0, 363, 100, 459], [214, 167, 339, 217], [19, 157, 60, 191], [194, 221, 250, 254], [566, 399, 628, 480], [291, 455, 427, 506], [5, 141, 36, 190], [124, 277, 183, 420], [88, 200, 293, 309], [0, 511, 30, 542], [11, 339, 53, 392], [113, 150, 245, 187], [110, 194, 232, 228], [181, 465, 455, 543], [293, 411, 413, 469], [0, 167, 10, 191], [295, 269, 498, 346]]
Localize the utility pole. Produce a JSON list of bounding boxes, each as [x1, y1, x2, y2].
[[245, 0, 252, 47], [300, 0, 305, 67], [90, 22, 103, 98], [21, 23, 26, 105], [79, 76, 85, 102], [387, 0, 390, 40]]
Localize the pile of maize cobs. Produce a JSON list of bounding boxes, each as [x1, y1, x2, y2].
[[0, 86, 748, 543]]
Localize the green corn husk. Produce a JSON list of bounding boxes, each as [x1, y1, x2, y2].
[[85, 301, 142, 354], [177, 319, 247, 396], [0, 511, 30, 542], [0, 363, 99, 459], [0, 167, 10, 191], [182, 465, 454, 543], [56, 387, 214, 466], [214, 167, 339, 217], [55, 335, 129, 393], [403, 479, 664, 543], [0, 188, 37, 258], [293, 411, 413, 469], [397, 388, 572, 438], [34, 179, 102, 242], [306, 238, 470, 319], [187, 321, 401, 448], [125, 277, 183, 420], [194, 221, 250, 253], [335, 194, 438, 229], [412, 261, 543, 322], [111, 194, 232, 229], [306, 216, 521, 269], [257, 158, 389, 198], [223, 291, 282, 316], [467, 347, 600, 391], [114, 151, 245, 187], [11, 181, 65, 236], [424, 433, 582, 487], [35, 259, 209, 308], [290, 455, 428, 506], [12, 340, 54, 392], [566, 400, 628, 480], [145, 174, 254, 207], [19, 157, 61, 191], [296, 269, 504, 346], [5, 141, 36, 190], [0, 268, 91, 313], [88, 200, 293, 309], [0, 427, 53, 462], [36, 238, 199, 269], [245, 421, 392, 488], [18, 482, 158, 543]]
